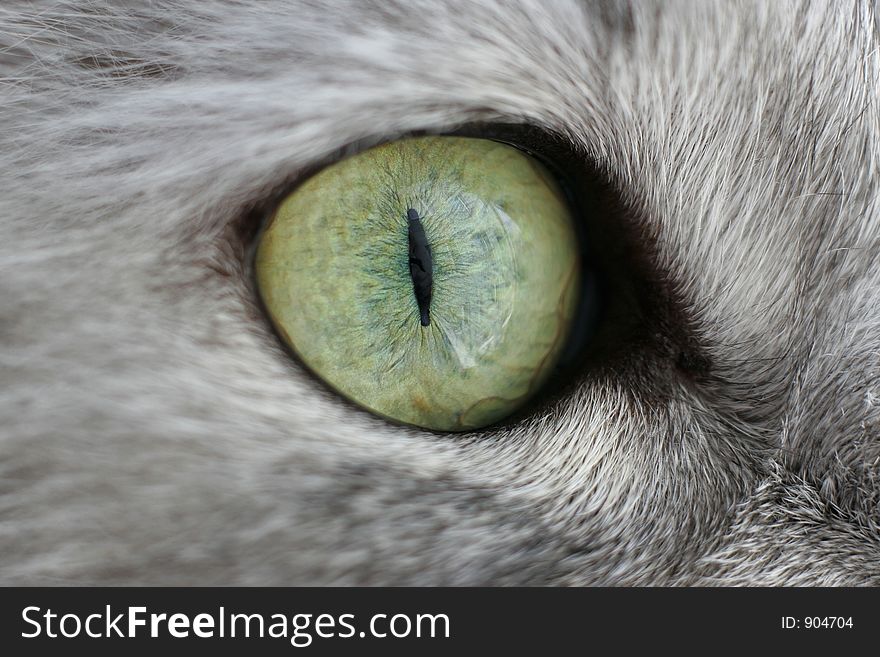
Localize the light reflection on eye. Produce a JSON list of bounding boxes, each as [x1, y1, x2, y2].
[[254, 135, 582, 431]]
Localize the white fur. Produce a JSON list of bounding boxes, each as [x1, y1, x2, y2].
[[1, 0, 879, 584]]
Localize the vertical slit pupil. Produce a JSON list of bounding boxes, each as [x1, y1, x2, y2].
[[407, 208, 433, 326]]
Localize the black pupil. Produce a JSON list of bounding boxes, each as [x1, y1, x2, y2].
[[407, 208, 433, 327]]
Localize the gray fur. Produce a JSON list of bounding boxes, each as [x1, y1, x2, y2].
[[1, 0, 879, 585]]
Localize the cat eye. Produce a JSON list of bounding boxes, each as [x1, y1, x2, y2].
[[254, 135, 587, 432]]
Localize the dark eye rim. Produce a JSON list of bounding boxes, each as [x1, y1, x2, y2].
[[241, 123, 664, 434]]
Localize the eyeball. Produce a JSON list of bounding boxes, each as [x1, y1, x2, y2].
[[255, 136, 581, 431]]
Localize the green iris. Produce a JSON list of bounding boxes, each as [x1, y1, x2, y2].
[[255, 136, 581, 431]]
